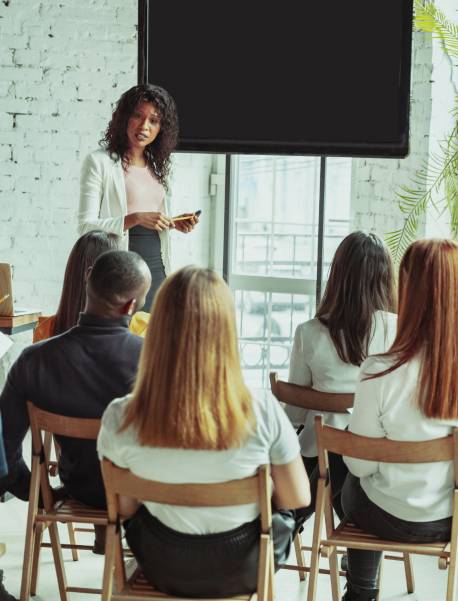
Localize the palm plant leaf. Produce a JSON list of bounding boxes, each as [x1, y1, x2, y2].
[[386, 126, 458, 262], [414, 0, 458, 57], [386, 4, 458, 261]]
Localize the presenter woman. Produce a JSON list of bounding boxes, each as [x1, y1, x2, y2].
[[78, 83, 198, 310]]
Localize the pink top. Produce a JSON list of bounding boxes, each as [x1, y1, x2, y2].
[[124, 165, 165, 214]]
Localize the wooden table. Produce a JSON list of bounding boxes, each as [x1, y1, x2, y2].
[[0, 312, 41, 335]]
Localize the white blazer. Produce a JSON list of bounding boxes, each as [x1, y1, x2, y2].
[[78, 149, 171, 275]]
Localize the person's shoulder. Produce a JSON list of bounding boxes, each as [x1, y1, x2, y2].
[[374, 310, 397, 327], [101, 395, 132, 431], [83, 148, 119, 168], [250, 389, 283, 425], [123, 328, 144, 349], [295, 317, 324, 338], [360, 354, 391, 374]]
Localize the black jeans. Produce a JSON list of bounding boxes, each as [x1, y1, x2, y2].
[[302, 452, 348, 521], [341, 474, 452, 589]]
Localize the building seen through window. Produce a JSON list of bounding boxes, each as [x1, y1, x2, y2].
[[229, 155, 351, 389]]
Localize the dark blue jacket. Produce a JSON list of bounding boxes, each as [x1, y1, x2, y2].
[[0, 313, 142, 507]]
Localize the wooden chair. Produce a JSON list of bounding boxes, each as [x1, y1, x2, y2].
[[21, 402, 106, 601], [269, 371, 354, 582], [100, 459, 274, 601], [308, 416, 458, 601]]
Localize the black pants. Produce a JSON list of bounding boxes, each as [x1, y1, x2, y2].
[[341, 474, 452, 589], [124, 505, 306, 597], [129, 225, 166, 312], [302, 452, 348, 521]]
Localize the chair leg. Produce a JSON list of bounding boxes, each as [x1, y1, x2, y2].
[[268, 540, 275, 601], [306, 480, 326, 601], [403, 552, 414, 594], [20, 457, 41, 601], [67, 523, 79, 561], [102, 524, 117, 601], [294, 533, 307, 582], [329, 546, 341, 601], [377, 555, 384, 601], [257, 534, 270, 601], [446, 550, 458, 601], [48, 522, 68, 601], [30, 524, 45, 595]]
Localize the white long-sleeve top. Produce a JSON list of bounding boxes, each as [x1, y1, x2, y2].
[[286, 310, 397, 457], [345, 355, 458, 522], [78, 149, 171, 275]]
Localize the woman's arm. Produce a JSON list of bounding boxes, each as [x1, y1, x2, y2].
[[271, 454, 310, 509], [118, 495, 140, 519], [78, 153, 126, 236], [284, 325, 313, 427], [344, 361, 385, 478]]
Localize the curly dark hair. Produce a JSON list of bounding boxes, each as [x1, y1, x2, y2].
[[100, 84, 179, 190]]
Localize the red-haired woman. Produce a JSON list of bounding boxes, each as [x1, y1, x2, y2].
[[78, 84, 198, 312], [341, 239, 458, 601]]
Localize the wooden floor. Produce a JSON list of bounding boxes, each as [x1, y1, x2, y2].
[[0, 492, 450, 601], [0, 434, 449, 601]]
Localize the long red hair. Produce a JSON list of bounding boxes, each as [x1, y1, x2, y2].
[[369, 239, 458, 419]]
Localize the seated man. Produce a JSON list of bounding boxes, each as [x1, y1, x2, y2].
[[0, 250, 151, 514], [0, 415, 17, 601]]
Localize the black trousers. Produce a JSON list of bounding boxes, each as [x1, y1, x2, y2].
[[342, 474, 452, 589], [124, 505, 307, 597], [302, 452, 348, 521]]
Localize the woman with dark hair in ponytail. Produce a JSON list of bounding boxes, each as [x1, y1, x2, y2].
[[78, 84, 199, 311], [286, 231, 397, 520]]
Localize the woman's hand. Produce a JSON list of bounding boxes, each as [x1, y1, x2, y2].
[[134, 211, 174, 232], [172, 213, 199, 234]]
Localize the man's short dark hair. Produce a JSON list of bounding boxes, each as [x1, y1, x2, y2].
[[87, 250, 149, 307]]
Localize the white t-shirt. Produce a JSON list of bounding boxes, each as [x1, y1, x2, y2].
[[345, 355, 458, 522], [97, 392, 300, 534], [286, 310, 397, 457]]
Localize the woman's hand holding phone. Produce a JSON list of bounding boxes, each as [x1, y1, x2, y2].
[[172, 210, 201, 233]]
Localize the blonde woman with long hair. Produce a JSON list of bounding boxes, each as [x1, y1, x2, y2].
[[341, 239, 458, 601], [98, 266, 310, 597]]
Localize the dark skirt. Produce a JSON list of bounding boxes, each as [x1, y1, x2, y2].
[[124, 505, 300, 598], [128, 225, 166, 312]]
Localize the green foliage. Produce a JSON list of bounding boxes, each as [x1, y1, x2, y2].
[[386, 1, 458, 262]]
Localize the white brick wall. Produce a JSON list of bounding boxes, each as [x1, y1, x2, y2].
[[0, 0, 214, 383], [350, 31, 433, 236], [0, 0, 213, 313]]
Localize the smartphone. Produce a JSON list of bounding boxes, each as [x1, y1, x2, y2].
[[172, 210, 201, 222]]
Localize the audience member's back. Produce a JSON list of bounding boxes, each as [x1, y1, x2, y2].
[[0, 250, 151, 508]]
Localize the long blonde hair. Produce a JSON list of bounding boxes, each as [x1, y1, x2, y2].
[[121, 266, 255, 448], [368, 239, 458, 420]]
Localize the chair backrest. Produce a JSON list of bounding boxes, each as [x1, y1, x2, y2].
[[314, 415, 458, 541], [269, 372, 354, 413], [27, 402, 101, 509], [314, 415, 458, 484], [101, 459, 272, 533]]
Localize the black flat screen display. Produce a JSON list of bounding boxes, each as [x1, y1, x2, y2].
[[139, 0, 413, 157]]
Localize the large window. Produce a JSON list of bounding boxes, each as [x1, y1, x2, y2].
[[227, 155, 351, 389]]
